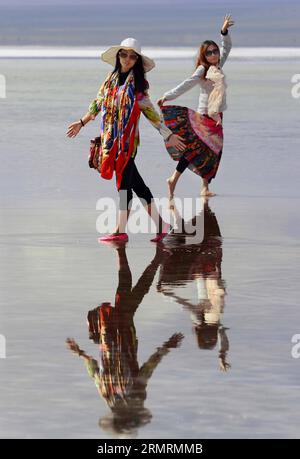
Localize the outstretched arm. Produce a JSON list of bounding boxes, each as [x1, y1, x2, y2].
[[157, 13, 235, 107], [138, 91, 172, 140], [219, 31, 232, 67], [158, 65, 205, 104], [218, 326, 231, 372], [158, 287, 196, 310], [130, 248, 164, 312], [66, 76, 107, 138], [138, 91, 185, 151], [66, 338, 100, 380], [88, 79, 106, 119], [219, 14, 234, 67], [138, 333, 184, 383]]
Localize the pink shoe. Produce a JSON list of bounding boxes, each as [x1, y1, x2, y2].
[[98, 233, 128, 243], [150, 224, 171, 243]]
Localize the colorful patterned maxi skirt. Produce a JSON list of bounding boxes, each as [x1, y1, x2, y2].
[[161, 105, 224, 183]]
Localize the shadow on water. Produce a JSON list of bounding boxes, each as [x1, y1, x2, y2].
[[66, 197, 229, 437]]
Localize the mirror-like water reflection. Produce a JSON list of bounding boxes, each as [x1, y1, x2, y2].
[[66, 199, 230, 436], [158, 200, 229, 372], [67, 245, 183, 436], [1, 195, 300, 439], [1, 56, 300, 439]]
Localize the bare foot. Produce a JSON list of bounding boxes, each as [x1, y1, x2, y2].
[[167, 177, 175, 199], [201, 188, 216, 197]]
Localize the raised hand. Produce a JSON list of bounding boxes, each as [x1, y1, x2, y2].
[[221, 14, 235, 33]]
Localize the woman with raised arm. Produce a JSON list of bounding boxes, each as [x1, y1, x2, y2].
[[157, 14, 234, 198]]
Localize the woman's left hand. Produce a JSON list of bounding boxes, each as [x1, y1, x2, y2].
[[168, 134, 186, 152], [157, 97, 166, 107], [221, 14, 235, 33]]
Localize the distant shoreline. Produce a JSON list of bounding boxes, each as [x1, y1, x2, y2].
[[0, 46, 300, 59]]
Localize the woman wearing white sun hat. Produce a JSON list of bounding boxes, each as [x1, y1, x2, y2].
[[67, 38, 185, 243]]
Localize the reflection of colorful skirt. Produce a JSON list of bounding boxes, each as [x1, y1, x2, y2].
[[161, 105, 224, 183]]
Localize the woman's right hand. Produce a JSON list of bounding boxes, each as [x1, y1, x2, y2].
[[66, 121, 82, 138], [168, 134, 186, 152], [157, 97, 166, 107]]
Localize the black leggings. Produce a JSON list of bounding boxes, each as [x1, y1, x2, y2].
[[176, 156, 190, 173], [119, 158, 153, 210], [176, 150, 223, 184]]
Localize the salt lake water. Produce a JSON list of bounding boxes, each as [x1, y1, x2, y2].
[[0, 51, 300, 438]]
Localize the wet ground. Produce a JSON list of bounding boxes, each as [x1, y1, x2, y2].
[[1, 195, 299, 438]]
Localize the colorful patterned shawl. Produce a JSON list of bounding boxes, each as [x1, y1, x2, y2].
[[99, 70, 141, 189]]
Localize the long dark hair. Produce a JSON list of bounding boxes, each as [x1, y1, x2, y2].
[[112, 50, 149, 94], [195, 40, 220, 79]]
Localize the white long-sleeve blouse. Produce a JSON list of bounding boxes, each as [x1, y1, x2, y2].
[[163, 31, 232, 114]]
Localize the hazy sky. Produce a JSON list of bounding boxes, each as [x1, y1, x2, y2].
[[0, 0, 299, 46]]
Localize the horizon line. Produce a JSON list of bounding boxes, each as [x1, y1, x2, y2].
[[0, 46, 300, 59]]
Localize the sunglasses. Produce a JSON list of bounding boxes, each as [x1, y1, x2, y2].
[[205, 48, 220, 57], [118, 50, 139, 61]]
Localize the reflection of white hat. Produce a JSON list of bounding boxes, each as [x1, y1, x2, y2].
[[101, 37, 155, 73]]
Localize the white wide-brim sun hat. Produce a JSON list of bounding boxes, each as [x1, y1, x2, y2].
[[101, 37, 155, 73]]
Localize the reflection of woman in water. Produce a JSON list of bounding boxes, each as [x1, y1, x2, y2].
[[66, 245, 183, 436], [157, 198, 230, 372]]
